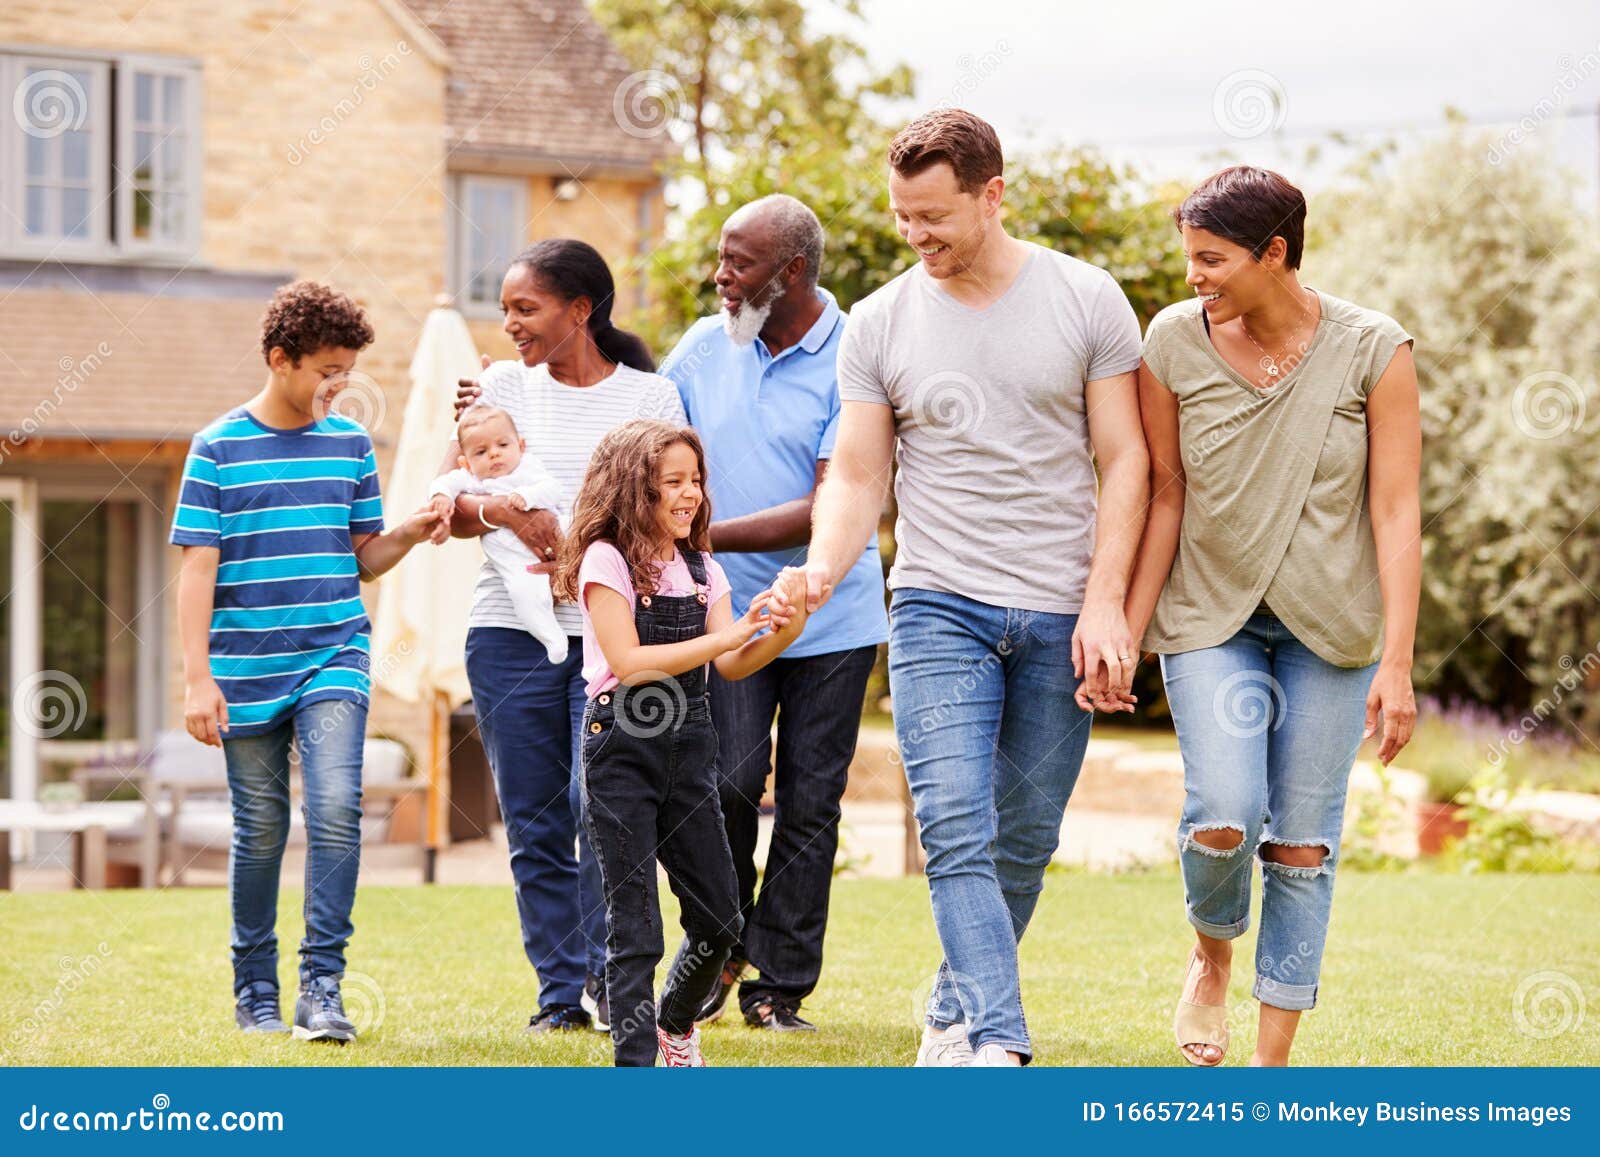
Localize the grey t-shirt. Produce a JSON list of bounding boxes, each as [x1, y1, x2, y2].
[[836, 243, 1142, 613]]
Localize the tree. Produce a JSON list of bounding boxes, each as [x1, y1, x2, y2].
[[1310, 128, 1600, 732]]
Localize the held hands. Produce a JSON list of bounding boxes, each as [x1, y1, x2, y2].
[[399, 504, 447, 547], [1071, 601, 1140, 715], [427, 495, 454, 544], [184, 678, 230, 747]]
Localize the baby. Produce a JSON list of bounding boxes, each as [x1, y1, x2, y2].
[[430, 405, 568, 662]]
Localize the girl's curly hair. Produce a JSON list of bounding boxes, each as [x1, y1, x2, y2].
[[260, 280, 374, 366], [553, 420, 712, 603]]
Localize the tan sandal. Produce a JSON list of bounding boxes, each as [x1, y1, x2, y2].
[[1174, 949, 1230, 1066]]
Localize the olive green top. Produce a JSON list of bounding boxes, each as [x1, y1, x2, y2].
[[1141, 290, 1412, 668]]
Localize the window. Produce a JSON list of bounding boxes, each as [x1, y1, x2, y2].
[[1, 49, 200, 259], [453, 175, 526, 314]]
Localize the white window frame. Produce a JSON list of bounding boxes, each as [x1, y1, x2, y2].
[[0, 46, 201, 262], [0, 53, 112, 257], [116, 55, 204, 259], [451, 174, 527, 318]]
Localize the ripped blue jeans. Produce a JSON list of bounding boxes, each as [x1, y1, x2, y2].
[[1159, 612, 1378, 1011]]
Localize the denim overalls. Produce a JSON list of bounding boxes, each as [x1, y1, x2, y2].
[[579, 548, 742, 1066]]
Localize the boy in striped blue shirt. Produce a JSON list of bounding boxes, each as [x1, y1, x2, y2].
[[172, 281, 444, 1042]]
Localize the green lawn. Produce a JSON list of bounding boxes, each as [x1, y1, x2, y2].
[[2, 872, 1596, 1066]]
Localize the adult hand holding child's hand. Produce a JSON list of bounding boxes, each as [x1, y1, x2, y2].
[[427, 495, 454, 544]]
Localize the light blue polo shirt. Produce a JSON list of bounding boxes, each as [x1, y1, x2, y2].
[[663, 288, 888, 660]]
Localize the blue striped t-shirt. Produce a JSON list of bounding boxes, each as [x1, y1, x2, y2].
[[170, 407, 385, 736]]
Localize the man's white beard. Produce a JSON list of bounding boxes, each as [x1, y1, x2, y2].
[[721, 296, 775, 347]]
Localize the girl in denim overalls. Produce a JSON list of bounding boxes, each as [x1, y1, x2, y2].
[[553, 420, 810, 1066]]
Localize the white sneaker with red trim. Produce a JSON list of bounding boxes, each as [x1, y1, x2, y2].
[[657, 1025, 706, 1067]]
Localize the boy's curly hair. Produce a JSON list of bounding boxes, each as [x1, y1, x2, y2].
[[553, 421, 712, 603], [260, 280, 375, 366]]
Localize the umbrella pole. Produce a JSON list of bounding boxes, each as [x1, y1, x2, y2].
[[426, 688, 452, 884]]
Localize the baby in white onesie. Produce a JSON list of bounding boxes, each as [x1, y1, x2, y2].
[[430, 404, 569, 663]]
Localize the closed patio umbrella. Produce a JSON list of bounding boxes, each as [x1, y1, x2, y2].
[[371, 299, 484, 880]]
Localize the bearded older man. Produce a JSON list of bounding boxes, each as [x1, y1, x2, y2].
[[660, 194, 888, 1032]]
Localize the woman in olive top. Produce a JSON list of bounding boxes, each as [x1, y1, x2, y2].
[[1119, 166, 1421, 1067]]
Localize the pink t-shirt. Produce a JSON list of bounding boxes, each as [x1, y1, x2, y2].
[[578, 541, 732, 697]]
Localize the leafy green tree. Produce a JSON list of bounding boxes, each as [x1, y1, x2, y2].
[[1310, 129, 1600, 731]]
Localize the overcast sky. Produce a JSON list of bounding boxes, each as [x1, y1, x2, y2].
[[820, 0, 1600, 199]]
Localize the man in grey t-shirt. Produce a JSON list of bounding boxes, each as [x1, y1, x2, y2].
[[802, 109, 1149, 1066]]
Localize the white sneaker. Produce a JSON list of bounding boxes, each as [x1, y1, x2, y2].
[[914, 1023, 974, 1067], [657, 1025, 706, 1067], [971, 1043, 1022, 1066]]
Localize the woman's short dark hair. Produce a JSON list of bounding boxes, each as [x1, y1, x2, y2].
[[889, 108, 1004, 194], [1175, 166, 1307, 269], [509, 239, 656, 373]]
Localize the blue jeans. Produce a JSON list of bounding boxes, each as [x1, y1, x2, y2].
[[465, 628, 608, 1009], [1160, 613, 1379, 1011], [222, 696, 366, 995], [888, 588, 1094, 1059]]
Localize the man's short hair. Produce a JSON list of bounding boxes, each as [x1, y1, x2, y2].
[[739, 194, 825, 287], [888, 109, 1004, 194]]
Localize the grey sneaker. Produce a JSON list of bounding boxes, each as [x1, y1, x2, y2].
[[234, 981, 289, 1034], [581, 973, 610, 1032], [294, 975, 357, 1043]]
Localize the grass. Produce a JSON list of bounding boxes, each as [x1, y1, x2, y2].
[[2, 872, 1597, 1067]]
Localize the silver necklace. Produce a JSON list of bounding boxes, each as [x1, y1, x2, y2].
[[1240, 293, 1316, 383]]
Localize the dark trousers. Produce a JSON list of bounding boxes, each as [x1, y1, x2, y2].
[[709, 645, 878, 1009], [582, 692, 741, 1066], [465, 627, 607, 1009]]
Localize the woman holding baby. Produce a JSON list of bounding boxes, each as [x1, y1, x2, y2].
[[442, 239, 687, 1035]]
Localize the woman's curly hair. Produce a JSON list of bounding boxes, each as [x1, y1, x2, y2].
[[260, 280, 375, 366], [553, 420, 712, 603]]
